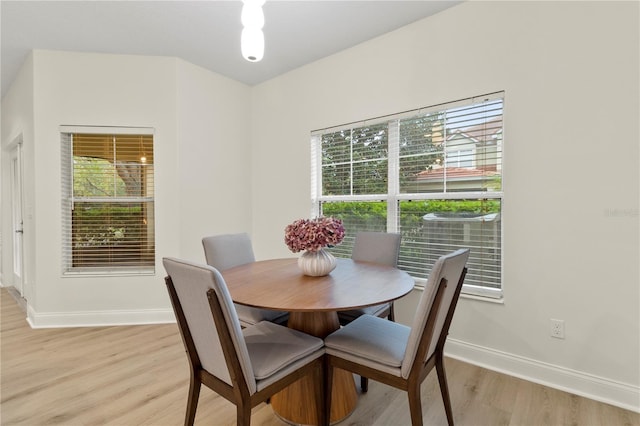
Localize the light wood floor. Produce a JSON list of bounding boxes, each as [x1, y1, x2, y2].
[[1, 288, 638, 426]]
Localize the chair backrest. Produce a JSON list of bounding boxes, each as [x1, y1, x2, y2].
[[202, 233, 256, 271], [400, 249, 470, 378], [351, 232, 401, 267], [163, 257, 258, 394]]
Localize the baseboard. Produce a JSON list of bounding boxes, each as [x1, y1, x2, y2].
[[19, 303, 640, 413], [445, 338, 640, 413], [5, 286, 27, 312], [26, 305, 176, 328]]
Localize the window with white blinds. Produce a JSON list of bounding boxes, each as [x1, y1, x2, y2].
[[61, 128, 155, 274], [312, 92, 504, 298]]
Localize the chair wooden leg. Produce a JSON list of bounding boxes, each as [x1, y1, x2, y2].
[[360, 375, 369, 392], [407, 381, 423, 426], [435, 352, 454, 426], [237, 403, 252, 426], [388, 303, 395, 322], [185, 376, 201, 426]]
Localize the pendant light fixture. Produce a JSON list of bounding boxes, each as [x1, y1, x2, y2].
[[241, 0, 266, 62]]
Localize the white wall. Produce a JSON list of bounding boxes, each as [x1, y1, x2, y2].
[[29, 51, 179, 324], [250, 1, 639, 411], [1, 0, 637, 413], [1, 53, 35, 302], [175, 61, 253, 263], [0, 51, 252, 326]]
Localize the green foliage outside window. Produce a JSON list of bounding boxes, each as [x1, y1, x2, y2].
[[74, 157, 127, 197], [65, 133, 155, 271], [323, 199, 499, 222], [321, 123, 389, 195], [317, 95, 503, 288], [72, 156, 152, 266], [323, 201, 387, 233], [73, 204, 144, 248], [323, 199, 500, 279]]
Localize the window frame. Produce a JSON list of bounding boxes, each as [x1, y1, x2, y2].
[[310, 92, 504, 299], [60, 126, 156, 276]]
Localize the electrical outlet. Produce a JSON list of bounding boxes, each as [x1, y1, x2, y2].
[[550, 319, 565, 339]]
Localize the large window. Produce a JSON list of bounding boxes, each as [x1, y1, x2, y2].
[[312, 92, 503, 298], [61, 127, 155, 274]]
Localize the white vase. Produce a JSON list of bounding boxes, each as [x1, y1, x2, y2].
[[298, 248, 337, 277]]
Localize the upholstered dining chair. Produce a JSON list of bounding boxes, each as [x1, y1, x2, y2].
[[324, 248, 470, 426], [163, 257, 327, 426], [339, 231, 402, 324], [338, 231, 401, 391], [202, 233, 288, 328]]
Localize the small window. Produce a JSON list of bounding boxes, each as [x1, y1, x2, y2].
[[445, 149, 474, 168], [61, 128, 155, 274]]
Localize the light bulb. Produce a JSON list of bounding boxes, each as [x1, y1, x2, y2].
[[241, 28, 264, 62]]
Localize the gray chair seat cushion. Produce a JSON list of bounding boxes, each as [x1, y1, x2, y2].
[[338, 302, 391, 322], [244, 321, 324, 380], [325, 314, 410, 368], [236, 304, 288, 327]]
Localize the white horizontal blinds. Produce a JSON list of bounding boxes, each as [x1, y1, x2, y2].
[[321, 129, 352, 195], [62, 132, 155, 273], [316, 92, 504, 297], [323, 201, 388, 258], [320, 121, 390, 258], [398, 112, 446, 193], [321, 123, 389, 196], [399, 97, 503, 194], [396, 97, 503, 290], [444, 99, 503, 192], [60, 133, 73, 271], [350, 123, 388, 195], [398, 200, 502, 289]]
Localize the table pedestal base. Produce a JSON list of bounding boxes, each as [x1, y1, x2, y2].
[[270, 311, 358, 425], [270, 368, 356, 425]]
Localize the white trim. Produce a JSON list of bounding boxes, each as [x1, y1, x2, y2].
[[445, 338, 640, 413], [414, 274, 503, 301], [319, 191, 503, 202], [26, 305, 175, 328], [387, 119, 400, 232], [459, 291, 504, 304], [311, 91, 504, 135], [20, 300, 638, 412], [310, 135, 322, 217], [59, 125, 154, 135], [395, 192, 503, 201]]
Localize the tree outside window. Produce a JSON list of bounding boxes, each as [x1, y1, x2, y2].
[[314, 93, 504, 298]]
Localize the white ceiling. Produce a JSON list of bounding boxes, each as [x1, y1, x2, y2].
[[1, 0, 462, 98]]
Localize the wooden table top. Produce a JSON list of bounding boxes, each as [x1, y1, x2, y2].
[[221, 258, 415, 312]]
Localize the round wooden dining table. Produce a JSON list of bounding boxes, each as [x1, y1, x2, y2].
[[221, 257, 415, 425]]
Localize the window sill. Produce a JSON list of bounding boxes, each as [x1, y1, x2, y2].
[[62, 268, 155, 278], [412, 279, 503, 304], [459, 292, 504, 304]]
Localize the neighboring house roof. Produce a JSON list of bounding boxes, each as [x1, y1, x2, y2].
[[415, 166, 499, 181], [414, 117, 503, 183], [447, 116, 503, 145]]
